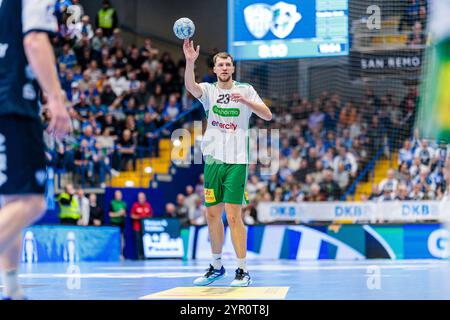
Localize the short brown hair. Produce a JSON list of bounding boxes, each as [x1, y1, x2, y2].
[[213, 52, 234, 66]]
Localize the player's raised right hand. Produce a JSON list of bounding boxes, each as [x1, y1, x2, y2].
[[183, 39, 200, 63]]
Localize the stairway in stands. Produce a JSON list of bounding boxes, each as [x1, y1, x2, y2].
[[353, 153, 398, 201], [109, 139, 172, 188], [109, 130, 195, 188], [352, 16, 408, 51]]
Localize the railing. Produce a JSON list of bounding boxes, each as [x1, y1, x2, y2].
[[149, 101, 202, 139], [342, 136, 395, 201], [52, 145, 154, 189], [341, 145, 386, 201]]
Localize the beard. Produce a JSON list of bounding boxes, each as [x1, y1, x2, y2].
[[218, 74, 232, 83]]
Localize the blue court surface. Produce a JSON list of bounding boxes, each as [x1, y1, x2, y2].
[[5, 259, 450, 300]]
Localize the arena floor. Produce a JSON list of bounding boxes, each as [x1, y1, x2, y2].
[[4, 259, 450, 300]]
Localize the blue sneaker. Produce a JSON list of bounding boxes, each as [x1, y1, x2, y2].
[[230, 268, 252, 287], [193, 264, 226, 286]]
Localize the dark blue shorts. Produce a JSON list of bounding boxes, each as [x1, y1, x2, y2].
[[0, 115, 46, 195]]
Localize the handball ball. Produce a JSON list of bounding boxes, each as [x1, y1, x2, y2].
[[173, 17, 195, 40]]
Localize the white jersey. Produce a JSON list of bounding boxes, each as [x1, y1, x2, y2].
[[198, 81, 263, 164]]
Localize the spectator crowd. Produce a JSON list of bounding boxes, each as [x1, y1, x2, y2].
[[45, 0, 199, 187], [399, 0, 428, 46], [244, 87, 420, 209], [366, 132, 450, 202]]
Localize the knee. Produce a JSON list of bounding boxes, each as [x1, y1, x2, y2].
[[226, 213, 241, 227], [206, 210, 221, 221]]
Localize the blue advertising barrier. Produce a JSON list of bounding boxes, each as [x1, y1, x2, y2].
[[22, 225, 120, 263], [184, 223, 450, 260], [24, 222, 448, 263]]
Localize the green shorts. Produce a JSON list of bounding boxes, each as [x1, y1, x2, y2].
[[203, 156, 249, 207]]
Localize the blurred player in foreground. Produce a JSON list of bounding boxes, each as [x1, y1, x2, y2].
[[183, 39, 272, 287], [0, 0, 71, 299]]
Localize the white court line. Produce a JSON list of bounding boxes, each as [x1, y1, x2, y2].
[[97, 263, 448, 272], [97, 261, 449, 271], [19, 272, 200, 279], [98, 266, 208, 271], [18, 263, 447, 280]]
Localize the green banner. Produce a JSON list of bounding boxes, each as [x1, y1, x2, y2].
[[417, 37, 450, 142]]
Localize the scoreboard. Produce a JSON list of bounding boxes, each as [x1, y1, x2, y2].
[[228, 0, 349, 60]]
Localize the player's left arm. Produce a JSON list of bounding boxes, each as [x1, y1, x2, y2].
[[231, 88, 272, 121]]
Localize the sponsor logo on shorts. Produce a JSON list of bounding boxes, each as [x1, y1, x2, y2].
[[204, 188, 216, 203], [212, 105, 240, 117], [211, 120, 238, 131]]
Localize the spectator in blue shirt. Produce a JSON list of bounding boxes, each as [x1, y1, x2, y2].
[[73, 94, 92, 123], [398, 139, 414, 167], [91, 96, 107, 119], [74, 138, 97, 185], [84, 82, 99, 104], [72, 65, 83, 82], [79, 125, 97, 150], [70, 81, 82, 104], [58, 43, 77, 69], [137, 112, 159, 156], [123, 96, 139, 116], [399, 0, 421, 31], [324, 131, 336, 150], [280, 138, 292, 157], [341, 128, 353, 151], [162, 94, 181, 121], [61, 69, 75, 101], [145, 95, 158, 115], [412, 167, 436, 195]]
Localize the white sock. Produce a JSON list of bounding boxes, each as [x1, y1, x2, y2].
[[237, 258, 247, 272], [2, 270, 24, 299], [212, 253, 222, 270]]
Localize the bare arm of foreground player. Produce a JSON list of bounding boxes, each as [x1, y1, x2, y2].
[[24, 32, 72, 139]]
